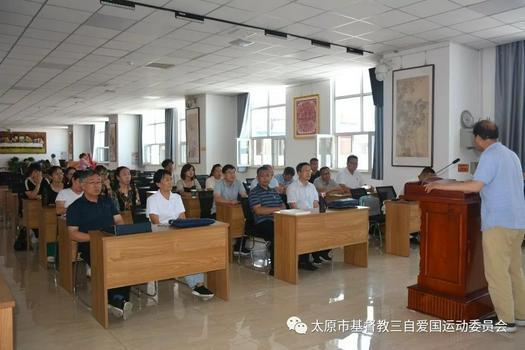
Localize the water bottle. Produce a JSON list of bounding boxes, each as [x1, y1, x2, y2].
[[319, 192, 327, 213]]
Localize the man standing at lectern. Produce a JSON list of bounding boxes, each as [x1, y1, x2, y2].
[[425, 120, 525, 332]]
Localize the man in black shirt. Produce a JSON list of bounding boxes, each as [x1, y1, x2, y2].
[[67, 170, 131, 319], [309, 157, 321, 184]]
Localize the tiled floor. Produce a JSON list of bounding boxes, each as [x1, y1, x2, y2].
[[1, 222, 524, 350]]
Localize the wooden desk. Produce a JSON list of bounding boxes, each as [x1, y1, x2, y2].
[[385, 201, 420, 257], [274, 207, 369, 284], [22, 199, 40, 230], [216, 202, 245, 262], [0, 186, 8, 218], [0, 273, 15, 350], [58, 216, 76, 294], [39, 206, 58, 268], [90, 223, 230, 328], [181, 193, 200, 218]]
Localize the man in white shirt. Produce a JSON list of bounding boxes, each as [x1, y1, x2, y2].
[[287, 162, 319, 271], [335, 155, 364, 191], [50, 153, 60, 166], [146, 169, 214, 299]]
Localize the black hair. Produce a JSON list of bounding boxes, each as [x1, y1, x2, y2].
[[319, 166, 330, 174], [346, 155, 358, 163], [209, 163, 222, 176], [115, 166, 130, 179], [77, 169, 97, 182], [222, 164, 236, 174], [72, 170, 84, 181], [25, 163, 42, 177], [153, 169, 171, 184], [94, 165, 107, 175], [79, 153, 86, 159], [256, 165, 270, 176], [48, 166, 62, 176], [161, 159, 174, 169], [296, 162, 310, 173], [65, 167, 76, 176], [473, 120, 499, 140], [420, 166, 436, 175], [283, 166, 295, 176], [180, 163, 195, 180], [51, 153, 56, 158], [309, 157, 319, 163]]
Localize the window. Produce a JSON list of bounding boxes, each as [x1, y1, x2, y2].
[[239, 88, 286, 167], [142, 110, 165, 165], [334, 68, 374, 171], [93, 122, 108, 162]]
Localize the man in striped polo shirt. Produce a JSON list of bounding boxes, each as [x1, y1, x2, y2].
[[248, 165, 286, 275]]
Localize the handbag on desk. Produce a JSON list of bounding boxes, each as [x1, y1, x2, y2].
[[169, 218, 215, 228]]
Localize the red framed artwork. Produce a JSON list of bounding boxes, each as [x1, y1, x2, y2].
[[294, 94, 319, 138]]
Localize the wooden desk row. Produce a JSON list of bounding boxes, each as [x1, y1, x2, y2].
[[0, 272, 15, 350], [384, 200, 421, 257]]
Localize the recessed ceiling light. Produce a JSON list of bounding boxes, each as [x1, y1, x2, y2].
[[229, 38, 254, 48], [143, 96, 161, 100]]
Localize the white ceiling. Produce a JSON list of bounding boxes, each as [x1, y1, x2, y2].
[[0, 0, 524, 126]]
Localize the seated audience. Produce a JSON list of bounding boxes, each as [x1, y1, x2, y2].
[[66, 170, 132, 319], [24, 163, 44, 200], [50, 153, 60, 166], [206, 164, 222, 190], [113, 166, 141, 214], [42, 166, 64, 206], [56, 171, 84, 215], [213, 164, 248, 254], [249, 166, 286, 275], [314, 166, 348, 195], [147, 169, 214, 298], [64, 167, 76, 188], [78, 153, 89, 170], [309, 157, 321, 184], [250, 164, 280, 191], [335, 155, 365, 192], [95, 165, 113, 198], [287, 162, 319, 270], [418, 167, 437, 182], [275, 167, 295, 190], [176, 163, 202, 193], [161, 158, 174, 174]]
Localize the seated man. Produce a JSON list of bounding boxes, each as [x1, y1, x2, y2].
[[146, 169, 214, 299], [286, 162, 320, 270], [249, 166, 286, 275], [66, 170, 132, 319], [275, 166, 295, 191], [335, 155, 365, 193], [213, 164, 248, 255], [309, 157, 321, 184], [418, 166, 436, 182], [314, 166, 348, 195], [250, 164, 280, 192]]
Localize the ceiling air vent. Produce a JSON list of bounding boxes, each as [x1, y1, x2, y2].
[[145, 62, 175, 69]]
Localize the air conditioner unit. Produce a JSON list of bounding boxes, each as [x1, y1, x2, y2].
[[460, 129, 475, 149]]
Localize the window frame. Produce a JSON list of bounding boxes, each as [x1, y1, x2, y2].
[[142, 112, 166, 166]]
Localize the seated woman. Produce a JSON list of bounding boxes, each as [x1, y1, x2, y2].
[[56, 171, 84, 216], [42, 166, 64, 206], [24, 163, 44, 200], [63, 167, 76, 188], [94, 165, 113, 198], [205, 164, 222, 191], [113, 166, 141, 220], [146, 169, 214, 299], [175, 163, 202, 193]]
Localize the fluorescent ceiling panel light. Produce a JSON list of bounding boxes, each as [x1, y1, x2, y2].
[[100, 0, 135, 10], [311, 39, 331, 49], [346, 47, 364, 55], [143, 96, 161, 99], [175, 11, 204, 23], [264, 29, 287, 40]]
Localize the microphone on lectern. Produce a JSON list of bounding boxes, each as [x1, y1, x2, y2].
[[435, 158, 460, 176]]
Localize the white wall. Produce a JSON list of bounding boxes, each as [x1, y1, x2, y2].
[[72, 124, 91, 160], [117, 114, 139, 170], [205, 94, 237, 173], [0, 127, 68, 168]]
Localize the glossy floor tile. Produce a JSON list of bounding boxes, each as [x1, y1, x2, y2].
[[1, 221, 524, 350]]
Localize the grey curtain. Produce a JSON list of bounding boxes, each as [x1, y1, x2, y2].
[[369, 68, 384, 180], [138, 115, 144, 167], [237, 93, 249, 137], [104, 121, 109, 147], [165, 109, 174, 161], [495, 40, 525, 165], [88, 124, 95, 157]]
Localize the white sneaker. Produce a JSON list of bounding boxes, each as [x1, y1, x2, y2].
[[108, 301, 133, 320], [108, 304, 123, 318], [47, 256, 55, 263], [30, 231, 38, 246], [85, 266, 91, 278]]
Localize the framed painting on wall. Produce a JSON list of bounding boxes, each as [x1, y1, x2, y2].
[[294, 94, 319, 138], [392, 64, 434, 167], [186, 107, 200, 164], [0, 131, 46, 154]]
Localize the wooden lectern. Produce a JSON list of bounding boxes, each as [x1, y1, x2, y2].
[[403, 182, 493, 320]]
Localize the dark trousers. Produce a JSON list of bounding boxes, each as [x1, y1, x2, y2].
[[77, 242, 131, 308], [254, 220, 274, 268], [312, 250, 331, 259]]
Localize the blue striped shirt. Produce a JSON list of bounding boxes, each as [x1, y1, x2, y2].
[[248, 184, 283, 224]]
